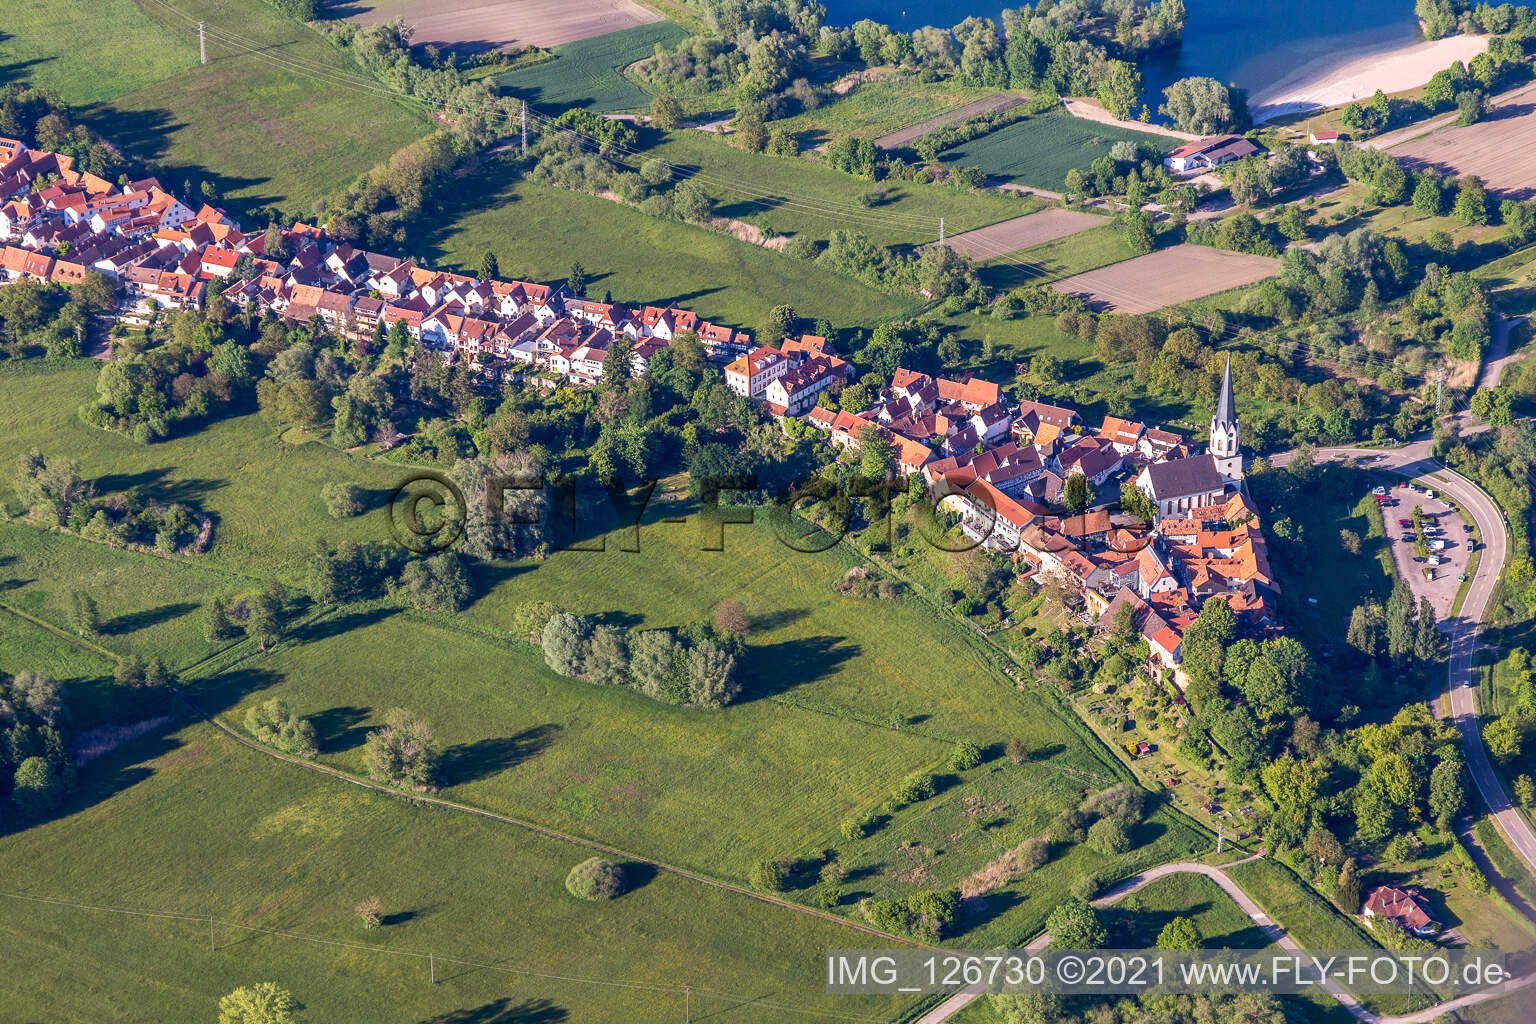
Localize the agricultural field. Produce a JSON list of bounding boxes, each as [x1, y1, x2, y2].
[[495, 20, 688, 111], [771, 77, 1002, 149], [875, 92, 1024, 150], [1049, 245, 1280, 314], [341, 0, 665, 50], [942, 208, 1105, 262], [646, 131, 1037, 248], [939, 110, 1172, 192], [403, 156, 922, 330], [0, 704, 914, 1023], [1389, 98, 1536, 200], [977, 222, 1136, 291]]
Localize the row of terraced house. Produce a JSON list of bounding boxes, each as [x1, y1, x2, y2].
[[0, 139, 856, 394]]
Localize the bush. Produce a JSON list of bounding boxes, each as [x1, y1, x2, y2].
[[749, 857, 789, 892], [243, 698, 319, 758], [840, 814, 875, 841], [1086, 816, 1131, 855], [948, 740, 983, 770], [565, 857, 627, 900], [895, 772, 936, 806]]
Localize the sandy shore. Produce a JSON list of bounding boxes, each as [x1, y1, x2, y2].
[[1250, 33, 1488, 122]]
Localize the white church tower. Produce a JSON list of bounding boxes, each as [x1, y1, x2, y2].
[[1209, 353, 1242, 483]]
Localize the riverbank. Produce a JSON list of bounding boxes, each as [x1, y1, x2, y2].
[[1249, 32, 1489, 123]]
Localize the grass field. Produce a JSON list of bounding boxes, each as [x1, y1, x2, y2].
[[647, 131, 1036, 247], [0, 710, 915, 1023], [0, 0, 199, 105], [0, 361, 408, 579], [1114, 872, 1271, 948], [978, 221, 1133, 290], [939, 110, 1172, 191], [496, 21, 688, 112], [771, 78, 1001, 150], [405, 156, 921, 330]]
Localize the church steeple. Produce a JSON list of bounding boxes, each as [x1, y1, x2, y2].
[[1209, 354, 1242, 481]]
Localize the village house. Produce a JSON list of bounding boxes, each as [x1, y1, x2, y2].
[[1163, 134, 1261, 174], [1362, 886, 1440, 937]]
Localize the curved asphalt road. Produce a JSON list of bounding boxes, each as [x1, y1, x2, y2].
[[1278, 443, 1536, 880]]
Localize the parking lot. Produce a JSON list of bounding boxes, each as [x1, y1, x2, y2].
[[1377, 481, 1475, 618]]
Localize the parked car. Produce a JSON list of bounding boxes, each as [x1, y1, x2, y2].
[[1372, 485, 1388, 496], [1398, 519, 1412, 528]]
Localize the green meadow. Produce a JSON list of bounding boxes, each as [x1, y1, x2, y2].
[[0, 708, 914, 1023], [404, 157, 921, 331]]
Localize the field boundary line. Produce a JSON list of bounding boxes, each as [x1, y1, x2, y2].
[[167, 686, 936, 950], [0, 599, 120, 663]]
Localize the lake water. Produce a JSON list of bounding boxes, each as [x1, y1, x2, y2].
[[825, 0, 1431, 106]]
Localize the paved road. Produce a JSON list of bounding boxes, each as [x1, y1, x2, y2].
[[1479, 312, 1528, 391], [1273, 444, 1536, 880], [916, 852, 1534, 1024]]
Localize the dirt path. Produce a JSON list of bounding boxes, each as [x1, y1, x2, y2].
[[1062, 98, 1202, 142]]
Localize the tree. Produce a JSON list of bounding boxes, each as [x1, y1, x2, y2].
[[1119, 209, 1155, 254], [1484, 712, 1524, 764], [1454, 175, 1488, 226], [566, 856, 627, 900], [585, 624, 630, 686], [686, 637, 741, 708], [542, 612, 594, 677], [713, 599, 749, 636], [11, 756, 62, 818], [247, 583, 288, 650], [478, 249, 500, 282], [759, 304, 798, 345], [15, 449, 91, 524], [393, 553, 471, 612], [70, 590, 101, 637], [750, 857, 789, 892], [1516, 774, 1536, 807], [1181, 597, 1236, 691], [1412, 173, 1443, 215], [11, 671, 62, 726], [244, 699, 319, 758], [1004, 738, 1029, 764], [321, 481, 363, 518], [355, 895, 382, 929], [948, 740, 983, 770], [650, 93, 683, 130], [217, 982, 300, 1024], [856, 424, 895, 480], [565, 260, 587, 296], [1160, 76, 1236, 134], [202, 595, 236, 642], [1046, 896, 1106, 949], [363, 707, 438, 788], [990, 993, 1063, 1024], [1156, 915, 1201, 950], [1274, 203, 1309, 242], [1119, 480, 1155, 523], [1063, 472, 1093, 513], [1428, 758, 1465, 830], [1335, 858, 1361, 914], [1455, 89, 1486, 126]]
